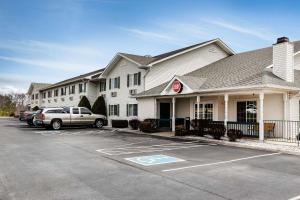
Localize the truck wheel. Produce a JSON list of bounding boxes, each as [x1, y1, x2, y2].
[[95, 119, 103, 128], [51, 119, 61, 130]]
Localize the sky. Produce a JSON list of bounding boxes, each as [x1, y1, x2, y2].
[[0, 0, 300, 94]]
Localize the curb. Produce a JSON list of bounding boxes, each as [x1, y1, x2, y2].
[[104, 127, 300, 156]]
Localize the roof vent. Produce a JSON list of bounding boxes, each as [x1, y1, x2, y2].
[[276, 37, 289, 44]]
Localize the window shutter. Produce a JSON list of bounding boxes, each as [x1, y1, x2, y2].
[[117, 104, 120, 116], [109, 79, 111, 89], [118, 77, 120, 88], [138, 72, 141, 85], [126, 104, 129, 116], [127, 75, 130, 87]]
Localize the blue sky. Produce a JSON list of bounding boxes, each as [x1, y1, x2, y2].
[[0, 0, 300, 93]]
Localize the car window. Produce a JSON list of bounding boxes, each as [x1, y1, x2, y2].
[[73, 108, 79, 114], [80, 108, 92, 115], [63, 107, 70, 113], [46, 109, 64, 113]]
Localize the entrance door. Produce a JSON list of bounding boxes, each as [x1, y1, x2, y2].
[[160, 103, 170, 128]]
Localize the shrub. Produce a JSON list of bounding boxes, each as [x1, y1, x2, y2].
[[139, 121, 156, 133], [78, 96, 91, 110], [111, 120, 128, 128], [129, 119, 140, 130], [32, 106, 39, 111], [208, 124, 226, 140], [92, 96, 107, 116], [227, 129, 243, 142]]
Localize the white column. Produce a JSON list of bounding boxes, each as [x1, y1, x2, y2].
[[154, 98, 157, 119], [224, 94, 229, 127], [283, 93, 289, 139], [259, 92, 264, 142], [172, 97, 176, 132], [196, 96, 200, 119]]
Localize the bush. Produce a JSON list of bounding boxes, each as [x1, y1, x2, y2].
[[139, 121, 156, 133], [227, 129, 243, 142], [129, 119, 140, 130], [78, 96, 91, 110], [208, 124, 226, 140], [92, 96, 107, 116], [32, 106, 39, 111], [111, 120, 128, 128]]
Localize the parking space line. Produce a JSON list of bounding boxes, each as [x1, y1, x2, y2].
[[162, 152, 281, 172], [97, 143, 215, 156]]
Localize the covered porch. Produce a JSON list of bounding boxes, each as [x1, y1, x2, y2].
[[154, 90, 291, 142]]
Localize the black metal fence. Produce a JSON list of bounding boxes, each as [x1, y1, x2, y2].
[[264, 120, 300, 144], [227, 121, 259, 137]]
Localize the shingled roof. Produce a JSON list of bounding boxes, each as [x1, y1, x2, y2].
[[137, 40, 300, 97], [40, 68, 105, 91], [27, 83, 52, 94]]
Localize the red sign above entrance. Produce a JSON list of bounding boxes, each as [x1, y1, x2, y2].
[[172, 80, 183, 93]]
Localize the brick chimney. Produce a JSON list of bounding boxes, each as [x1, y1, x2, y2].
[[273, 37, 294, 82]]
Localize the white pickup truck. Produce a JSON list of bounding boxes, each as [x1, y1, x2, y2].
[[34, 107, 107, 130]]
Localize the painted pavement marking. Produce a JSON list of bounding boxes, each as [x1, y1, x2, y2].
[[162, 152, 281, 172], [125, 154, 185, 166]]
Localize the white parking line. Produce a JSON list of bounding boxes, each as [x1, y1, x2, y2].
[[96, 142, 216, 156], [162, 152, 281, 172], [288, 195, 300, 200]]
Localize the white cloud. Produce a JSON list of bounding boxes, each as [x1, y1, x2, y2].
[[0, 56, 89, 71], [203, 19, 274, 41], [120, 27, 178, 41], [0, 85, 25, 94]]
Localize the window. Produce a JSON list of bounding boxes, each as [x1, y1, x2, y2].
[[127, 104, 138, 116], [35, 94, 39, 99], [47, 91, 52, 98], [61, 87, 66, 96], [79, 83, 87, 93], [69, 85, 75, 94], [109, 104, 119, 116], [80, 108, 92, 115], [43, 92, 46, 99], [54, 89, 59, 97], [194, 103, 213, 120], [31, 95, 34, 100], [100, 80, 106, 92], [237, 101, 257, 123], [109, 77, 120, 89], [127, 72, 141, 87], [63, 107, 70, 113], [73, 108, 79, 114]]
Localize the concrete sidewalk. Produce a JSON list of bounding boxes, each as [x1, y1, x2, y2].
[[105, 127, 300, 156]]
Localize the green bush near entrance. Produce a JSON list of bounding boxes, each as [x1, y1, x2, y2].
[[92, 96, 107, 116], [78, 96, 92, 110]]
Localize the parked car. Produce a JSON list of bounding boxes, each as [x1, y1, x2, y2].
[[34, 107, 107, 130], [19, 111, 26, 121], [19, 110, 37, 125]]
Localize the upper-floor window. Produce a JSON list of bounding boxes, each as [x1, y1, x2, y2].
[[79, 82, 87, 93], [35, 94, 39, 99], [47, 91, 52, 98], [109, 77, 120, 89], [61, 87, 67, 96], [54, 89, 59, 97], [31, 95, 34, 100], [127, 72, 141, 87], [69, 85, 75, 95], [42, 92, 46, 99], [100, 80, 106, 92]]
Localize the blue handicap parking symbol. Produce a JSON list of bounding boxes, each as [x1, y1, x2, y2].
[[125, 155, 185, 166]]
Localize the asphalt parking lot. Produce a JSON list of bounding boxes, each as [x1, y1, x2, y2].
[[1, 119, 300, 200]]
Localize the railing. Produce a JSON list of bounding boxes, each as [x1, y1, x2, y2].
[[264, 120, 300, 144], [227, 121, 259, 137]]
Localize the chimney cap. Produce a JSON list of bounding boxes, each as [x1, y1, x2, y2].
[[276, 37, 290, 44]]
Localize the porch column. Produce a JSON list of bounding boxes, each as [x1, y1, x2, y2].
[[196, 96, 200, 119], [283, 93, 289, 139], [172, 97, 176, 132], [154, 98, 157, 119], [259, 92, 264, 142], [224, 94, 229, 131]]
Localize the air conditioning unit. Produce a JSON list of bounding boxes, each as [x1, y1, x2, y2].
[[79, 95, 84, 99], [54, 99, 57, 102], [129, 89, 137, 95], [101, 94, 106, 99], [69, 97, 73, 101], [111, 92, 117, 97], [61, 98, 65, 102], [48, 100, 51, 103]]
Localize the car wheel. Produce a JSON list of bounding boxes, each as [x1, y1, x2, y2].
[[27, 119, 34, 126], [95, 119, 103, 128], [51, 119, 61, 130]]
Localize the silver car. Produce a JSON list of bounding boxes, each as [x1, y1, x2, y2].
[[34, 107, 107, 130]]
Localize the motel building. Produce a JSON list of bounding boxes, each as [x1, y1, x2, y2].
[[27, 37, 300, 142]]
